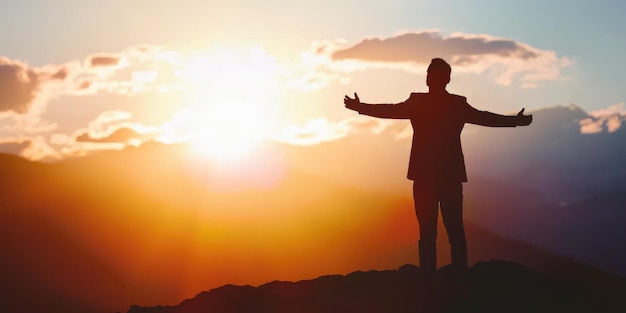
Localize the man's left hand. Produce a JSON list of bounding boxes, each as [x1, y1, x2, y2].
[[516, 108, 533, 126]]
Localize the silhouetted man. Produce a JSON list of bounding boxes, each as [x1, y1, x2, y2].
[[344, 58, 532, 272]]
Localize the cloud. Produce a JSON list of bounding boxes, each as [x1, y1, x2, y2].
[[302, 31, 570, 88], [580, 102, 626, 134], [0, 136, 60, 161], [606, 116, 623, 133], [0, 55, 117, 134], [89, 54, 121, 67], [332, 32, 539, 63], [0, 57, 67, 134], [57, 141, 126, 158], [33, 110, 160, 159], [0, 45, 270, 137], [579, 118, 603, 134], [275, 117, 409, 145], [580, 115, 625, 134], [0, 45, 284, 158], [589, 102, 626, 118], [50, 67, 69, 80], [0, 57, 70, 112], [0, 57, 46, 114], [284, 40, 359, 91], [48, 122, 158, 159], [69, 110, 158, 145], [276, 118, 351, 145], [75, 126, 151, 144], [87, 110, 132, 131], [0, 138, 31, 155], [61, 46, 182, 96]]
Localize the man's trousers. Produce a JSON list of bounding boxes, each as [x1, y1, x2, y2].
[[413, 180, 467, 272]]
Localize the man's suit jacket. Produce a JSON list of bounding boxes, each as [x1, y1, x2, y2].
[[354, 92, 520, 184]]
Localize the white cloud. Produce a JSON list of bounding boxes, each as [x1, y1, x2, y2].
[[580, 102, 626, 134], [275, 116, 409, 145], [86, 110, 132, 133], [589, 102, 626, 117], [61, 46, 185, 97], [606, 116, 622, 133], [579, 118, 603, 134], [68, 110, 158, 145], [276, 118, 351, 145]]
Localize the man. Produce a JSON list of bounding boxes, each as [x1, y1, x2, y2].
[[344, 58, 532, 272]]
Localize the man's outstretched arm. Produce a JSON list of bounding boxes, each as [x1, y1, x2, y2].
[[465, 104, 533, 127], [344, 93, 411, 119]]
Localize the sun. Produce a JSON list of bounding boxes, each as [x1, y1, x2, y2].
[[176, 47, 280, 162], [187, 101, 271, 161]]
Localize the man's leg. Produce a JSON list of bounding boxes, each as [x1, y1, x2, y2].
[[413, 181, 439, 272], [440, 182, 467, 270]]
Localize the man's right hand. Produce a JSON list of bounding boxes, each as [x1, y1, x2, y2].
[[344, 92, 361, 111]]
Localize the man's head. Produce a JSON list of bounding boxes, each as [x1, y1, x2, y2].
[[426, 58, 451, 91]]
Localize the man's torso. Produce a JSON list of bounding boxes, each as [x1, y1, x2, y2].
[[405, 92, 468, 183]]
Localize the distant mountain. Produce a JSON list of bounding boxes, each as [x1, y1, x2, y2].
[[450, 105, 626, 276], [462, 104, 626, 203], [1, 144, 623, 313], [543, 189, 626, 275], [127, 260, 626, 313]]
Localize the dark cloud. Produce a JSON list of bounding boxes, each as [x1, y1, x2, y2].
[[78, 80, 92, 90], [0, 57, 43, 114], [75, 127, 149, 144], [332, 31, 539, 65], [50, 67, 69, 80], [0, 139, 31, 156], [89, 55, 121, 67]]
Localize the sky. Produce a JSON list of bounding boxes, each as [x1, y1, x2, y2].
[[3, 2, 626, 309], [1, 0, 626, 161]]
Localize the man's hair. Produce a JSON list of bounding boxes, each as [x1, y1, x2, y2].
[[427, 58, 451, 76]]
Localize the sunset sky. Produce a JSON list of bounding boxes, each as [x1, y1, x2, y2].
[[1, 0, 625, 161], [4, 2, 626, 311]]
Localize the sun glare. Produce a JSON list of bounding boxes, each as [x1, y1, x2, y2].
[[174, 46, 280, 162], [188, 102, 270, 161]]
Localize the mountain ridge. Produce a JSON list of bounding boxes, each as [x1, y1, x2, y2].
[[126, 260, 626, 313]]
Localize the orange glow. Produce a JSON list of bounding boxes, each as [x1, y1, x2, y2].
[[2, 141, 427, 313]]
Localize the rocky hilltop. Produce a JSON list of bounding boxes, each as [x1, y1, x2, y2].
[[128, 260, 626, 313]]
